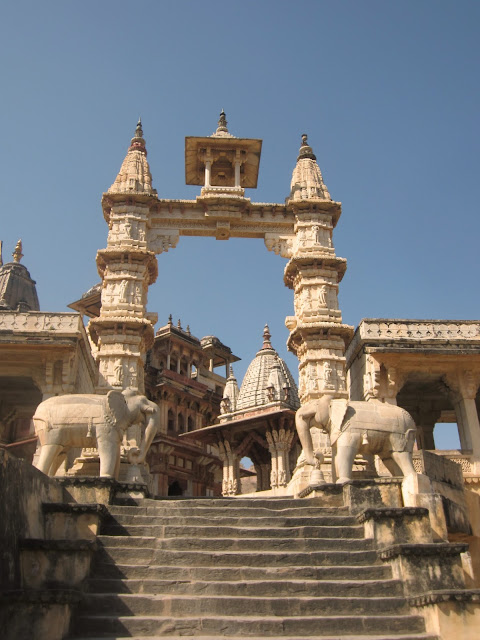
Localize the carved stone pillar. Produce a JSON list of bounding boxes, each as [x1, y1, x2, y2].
[[88, 121, 160, 394], [254, 462, 271, 492], [411, 405, 441, 450], [281, 138, 353, 405], [266, 427, 295, 488], [444, 371, 480, 471], [218, 439, 240, 496]]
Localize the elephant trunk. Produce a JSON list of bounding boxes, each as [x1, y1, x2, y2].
[[132, 409, 159, 464]]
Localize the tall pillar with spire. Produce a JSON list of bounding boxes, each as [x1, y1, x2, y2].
[[284, 135, 354, 404], [88, 120, 159, 393]]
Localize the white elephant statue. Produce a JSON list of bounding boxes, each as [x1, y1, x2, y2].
[[296, 396, 417, 484], [33, 389, 159, 479]]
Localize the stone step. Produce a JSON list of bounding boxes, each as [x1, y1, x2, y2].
[[87, 577, 404, 598], [107, 505, 344, 519], [81, 593, 410, 617], [97, 535, 372, 553], [96, 547, 380, 567], [72, 635, 438, 640], [100, 524, 364, 539], [140, 497, 334, 509], [104, 514, 358, 528], [72, 613, 427, 637], [91, 562, 393, 582]]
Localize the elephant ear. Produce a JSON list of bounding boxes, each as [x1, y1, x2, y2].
[[328, 398, 349, 446], [106, 390, 128, 429]]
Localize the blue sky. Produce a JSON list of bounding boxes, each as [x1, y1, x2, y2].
[[1, 1, 479, 446]]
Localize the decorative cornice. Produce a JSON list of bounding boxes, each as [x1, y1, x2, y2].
[[347, 319, 480, 364], [0, 311, 83, 334]]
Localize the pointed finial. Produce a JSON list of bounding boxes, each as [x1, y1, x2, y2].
[[168, 314, 173, 325], [216, 109, 229, 134], [177, 318, 182, 329], [13, 239, 23, 263], [262, 323, 272, 349], [228, 365, 236, 379], [129, 117, 146, 153], [0, 240, 3, 267], [297, 133, 316, 161], [186, 325, 191, 335]]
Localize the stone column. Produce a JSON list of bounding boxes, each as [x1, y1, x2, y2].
[[444, 371, 480, 472], [284, 208, 353, 404], [279, 137, 353, 405], [411, 405, 441, 450], [88, 121, 159, 394], [266, 427, 295, 488], [218, 439, 240, 496]]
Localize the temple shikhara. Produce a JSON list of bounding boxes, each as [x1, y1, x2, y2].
[[1, 113, 479, 639]]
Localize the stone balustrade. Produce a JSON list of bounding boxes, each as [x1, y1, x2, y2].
[[0, 311, 83, 334]]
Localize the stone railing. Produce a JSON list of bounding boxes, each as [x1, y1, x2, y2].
[[347, 319, 480, 361], [0, 312, 83, 334]]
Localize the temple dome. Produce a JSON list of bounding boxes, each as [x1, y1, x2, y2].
[[235, 325, 300, 412]]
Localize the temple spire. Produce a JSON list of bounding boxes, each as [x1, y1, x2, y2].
[[108, 119, 155, 194], [287, 134, 331, 202]]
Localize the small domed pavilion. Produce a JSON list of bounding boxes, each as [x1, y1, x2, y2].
[[182, 325, 301, 495]]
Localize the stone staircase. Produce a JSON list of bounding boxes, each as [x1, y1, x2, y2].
[[69, 497, 438, 639]]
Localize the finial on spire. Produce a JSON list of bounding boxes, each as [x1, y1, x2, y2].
[[262, 323, 272, 349], [0, 240, 3, 267], [128, 117, 146, 153], [177, 318, 182, 329], [13, 239, 23, 263], [168, 314, 173, 325], [297, 133, 317, 161], [216, 109, 229, 134]]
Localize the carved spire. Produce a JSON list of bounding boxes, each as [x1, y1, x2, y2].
[[108, 119, 155, 195], [287, 134, 331, 202], [13, 239, 23, 263], [212, 109, 235, 139], [221, 366, 240, 414]]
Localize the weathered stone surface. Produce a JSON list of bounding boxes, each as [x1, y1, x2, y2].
[[358, 507, 432, 547], [0, 449, 62, 590], [43, 503, 107, 541], [68, 497, 432, 639]]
